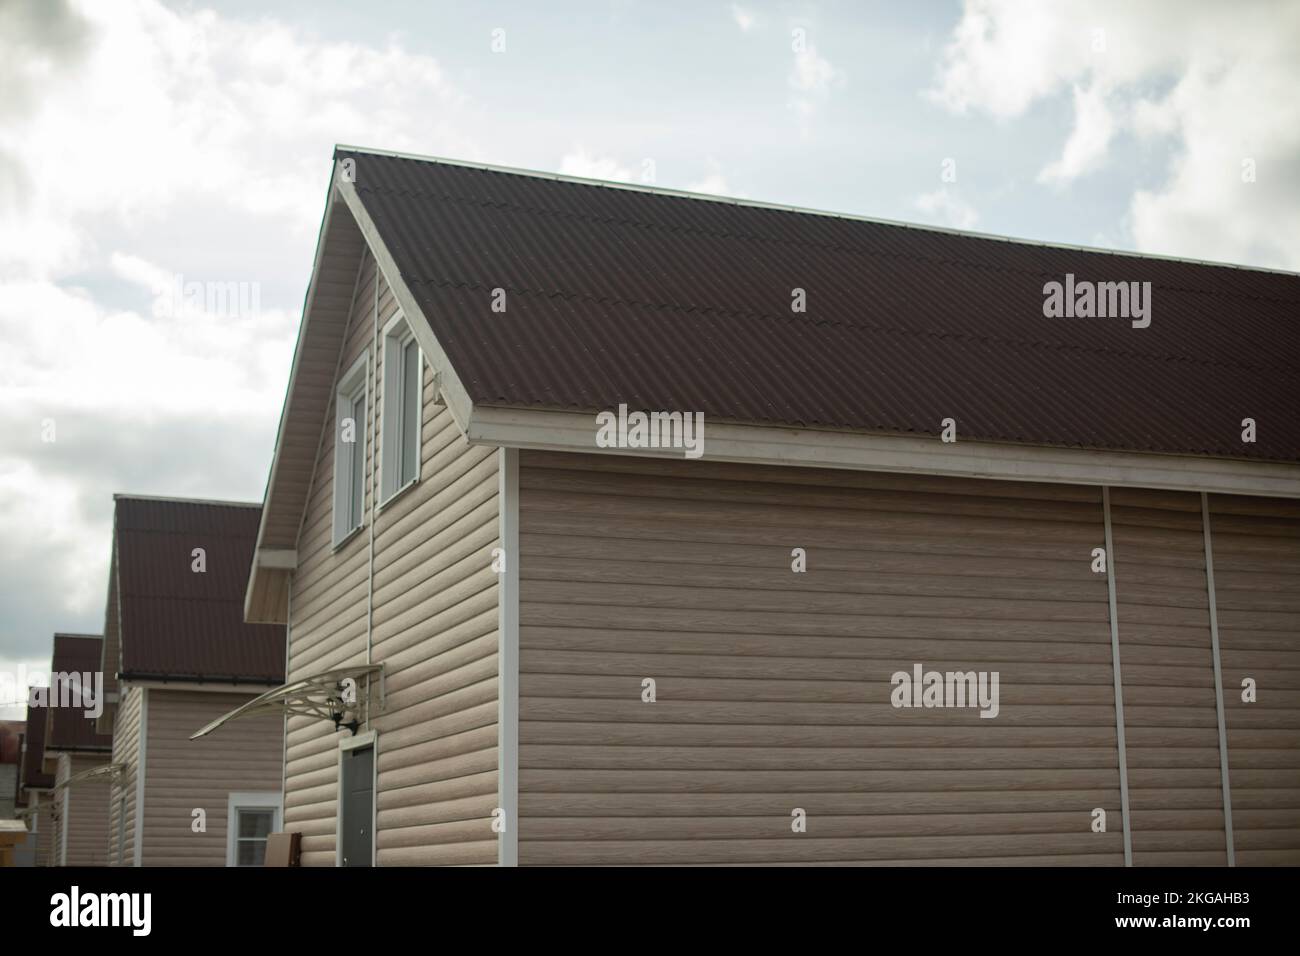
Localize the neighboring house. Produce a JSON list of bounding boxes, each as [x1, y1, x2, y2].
[[98, 495, 286, 866], [0, 720, 22, 819], [17, 703, 55, 866], [239, 146, 1300, 867], [44, 634, 113, 866]]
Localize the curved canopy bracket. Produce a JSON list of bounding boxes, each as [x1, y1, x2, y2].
[[190, 663, 385, 740]]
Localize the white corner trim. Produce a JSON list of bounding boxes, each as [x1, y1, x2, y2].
[[466, 405, 1300, 499], [335, 177, 476, 434], [59, 757, 70, 867], [1201, 493, 1236, 866], [497, 447, 520, 867], [1102, 487, 1133, 867], [133, 687, 147, 868], [226, 791, 284, 867]]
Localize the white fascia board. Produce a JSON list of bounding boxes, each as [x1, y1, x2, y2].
[[465, 405, 1300, 499], [334, 176, 476, 436], [256, 548, 298, 570]]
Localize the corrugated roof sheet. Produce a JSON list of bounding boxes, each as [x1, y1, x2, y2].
[[46, 634, 113, 752], [339, 148, 1300, 462], [114, 497, 285, 683]]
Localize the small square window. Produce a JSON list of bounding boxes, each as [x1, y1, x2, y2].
[[226, 793, 281, 868]]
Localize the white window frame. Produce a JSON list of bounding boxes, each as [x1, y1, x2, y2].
[[333, 352, 370, 548], [226, 791, 283, 867], [335, 730, 379, 867], [379, 313, 424, 506]]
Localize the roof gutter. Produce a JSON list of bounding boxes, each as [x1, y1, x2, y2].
[[119, 672, 283, 687]]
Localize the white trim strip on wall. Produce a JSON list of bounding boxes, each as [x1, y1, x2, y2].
[[60, 759, 70, 867], [134, 687, 148, 868], [1201, 492, 1236, 866], [1102, 487, 1134, 867], [466, 406, 1300, 500], [497, 447, 520, 867]]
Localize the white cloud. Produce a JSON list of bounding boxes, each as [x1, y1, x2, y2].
[[915, 188, 980, 230], [0, 0, 479, 669], [790, 42, 838, 95], [688, 173, 731, 195], [1037, 82, 1116, 184], [929, 0, 1300, 268], [559, 147, 637, 183], [787, 27, 842, 118], [730, 4, 756, 33]]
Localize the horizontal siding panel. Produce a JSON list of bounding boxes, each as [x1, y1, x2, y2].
[[1209, 494, 1300, 867], [518, 452, 1122, 865], [288, 252, 500, 866]]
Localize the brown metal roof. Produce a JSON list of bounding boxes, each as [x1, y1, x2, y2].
[[113, 496, 285, 683], [45, 634, 113, 753], [19, 703, 53, 790], [338, 147, 1300, 463]]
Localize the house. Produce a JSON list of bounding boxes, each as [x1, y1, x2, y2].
[[233, 145, 1300, 866], [0, 720, 21, 819], [44, 633, 113, 866], [16, 702, 55, 866], [3, 720, 39, 867], [98, 495, 286, 866]]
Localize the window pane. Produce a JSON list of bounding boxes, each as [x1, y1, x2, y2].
[[237, 839, 267, 867], [401, 339, 419, 484], [239, 808, 274, 840], [350, 392, 366, 526]]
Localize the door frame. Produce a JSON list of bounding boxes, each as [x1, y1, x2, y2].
[[335, 729, 378, 867]]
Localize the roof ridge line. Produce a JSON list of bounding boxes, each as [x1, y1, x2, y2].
[[336, 144, 1300, 279]]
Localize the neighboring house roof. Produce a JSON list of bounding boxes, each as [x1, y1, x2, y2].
[[105, 496, 285, 684], [45, 634, 112, 753], [20, 704, 53, 790], [335, 147, 1300, 462]]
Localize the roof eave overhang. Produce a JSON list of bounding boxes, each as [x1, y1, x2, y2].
[[464, 404, 1300, 499], [244, 160, 361, 624], [244, 162, 478, 625]]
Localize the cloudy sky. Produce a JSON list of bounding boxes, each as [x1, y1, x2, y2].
[[1, 0, 1296, 717]]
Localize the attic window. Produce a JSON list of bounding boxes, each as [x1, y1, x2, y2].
[[379, 315, 422, 503], [333, 352, 368, 547]]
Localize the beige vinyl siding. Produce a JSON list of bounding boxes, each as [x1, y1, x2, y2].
[[139, 690, 282, 865], [285, 251, 380, 866], [30, 792, 56, 867], [287, 247, 500, 866], [1110, 488, 1228, 865], [517, 452, 1123, 865], [54, 753, 112, 866], [1208, 493, 1300, 866], [107, 685, 143, 866]]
